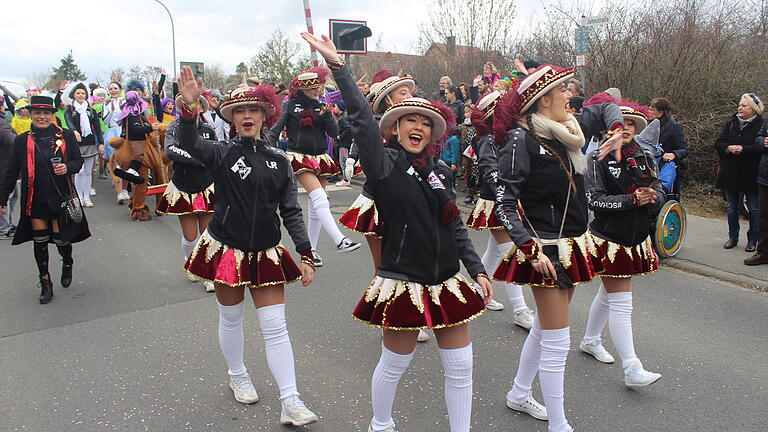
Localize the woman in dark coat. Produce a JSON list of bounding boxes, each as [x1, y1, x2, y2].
[[714, 94, 763, 252], [0, 95, 90, 304], [649, 97, 687, 191]]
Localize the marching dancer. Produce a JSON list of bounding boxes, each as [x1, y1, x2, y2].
[[492, 65, 624, 431], [0, 95, 90, 304], [337, 69, 434, 342], [303, 32, 493, 432], [176, 67, 318, 426], [268, 66, 360, 265], [466, 90, 534, 325], [157, 94, 216, 292], [579, 104, 664, 387]]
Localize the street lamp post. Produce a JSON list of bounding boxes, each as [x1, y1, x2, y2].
[[153, 0, 177, 78]]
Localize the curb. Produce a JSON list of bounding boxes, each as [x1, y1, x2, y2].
[[662, 257, 768, 292]]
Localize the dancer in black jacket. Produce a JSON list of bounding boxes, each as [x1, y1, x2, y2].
[[303, 32, 492, 432], [268, 67, 360, 264], [579, 103, 665, 387], [176, 68, 318, 426]]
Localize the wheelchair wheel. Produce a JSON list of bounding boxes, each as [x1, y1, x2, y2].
[[654, 200, 687, 258]]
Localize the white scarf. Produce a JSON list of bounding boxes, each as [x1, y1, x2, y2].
[[73, 100, 92, 137], [520, 112, 587, 174]]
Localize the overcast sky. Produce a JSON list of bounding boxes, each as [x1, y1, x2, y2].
[[0, 0, 602, 88]]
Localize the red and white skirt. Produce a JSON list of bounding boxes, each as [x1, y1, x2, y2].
[[493, 232, 603, 288], [592, 234, 659, 278], [287, 152, 340, 177], [338, 194, 383, 237], [353, 273, 487, 330], [184, 230, 302, 288], [466, 198, 503, 230], [156, 182, 215, 215]]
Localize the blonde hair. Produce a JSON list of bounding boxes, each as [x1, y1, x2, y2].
[[741, 93, 764, 115]]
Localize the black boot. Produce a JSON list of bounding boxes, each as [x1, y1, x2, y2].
[[39, 275, 53, 304], [61, 263, 73, 288]]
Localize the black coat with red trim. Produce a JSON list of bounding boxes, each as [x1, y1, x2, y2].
[[0, 125, 90, 245]]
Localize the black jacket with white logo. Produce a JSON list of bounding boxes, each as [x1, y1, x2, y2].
[[334, 65, 485, 285], [178, 117, 310, 254], [586, 143, 665, 246], [164, 120, 215, 193]]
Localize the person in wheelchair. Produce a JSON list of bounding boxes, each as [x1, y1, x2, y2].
[[649, 98, 687, 194], [581, 104, 666, 387]]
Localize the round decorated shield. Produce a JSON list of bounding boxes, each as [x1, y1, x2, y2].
[[654, 200, 687, 258]]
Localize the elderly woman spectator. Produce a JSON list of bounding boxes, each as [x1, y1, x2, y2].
[[746, 114, 768, 265], [648, 97, 688, 191], [714, 93, 764, 252]]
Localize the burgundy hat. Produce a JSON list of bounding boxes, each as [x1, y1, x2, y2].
[[28, 95, 56, 112]]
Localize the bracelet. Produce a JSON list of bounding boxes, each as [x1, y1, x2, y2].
[[474, 272, 489, 282], [326, 56, 345, 71], [300, 256, 315, 267], [181, 99, 198, 113], [605, 127, 622, 138]]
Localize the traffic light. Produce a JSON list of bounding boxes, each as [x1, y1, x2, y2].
[[329, 20, 371, 54]]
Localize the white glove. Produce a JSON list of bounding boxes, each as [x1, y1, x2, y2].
[[344, 158, 356, 180]]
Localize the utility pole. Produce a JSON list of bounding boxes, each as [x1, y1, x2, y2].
[[153, 0, 176, 78], [302, 0, 319, 67]]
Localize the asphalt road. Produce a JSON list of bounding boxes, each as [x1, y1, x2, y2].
[[1, 178, 766, 432]]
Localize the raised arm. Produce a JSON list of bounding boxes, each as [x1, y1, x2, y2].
[[176, 66, 226, 168]]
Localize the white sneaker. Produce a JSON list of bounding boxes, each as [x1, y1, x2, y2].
[[337, 237, 361, 253], [580, 340, 615, 364], [280, 395, 318, 426], [82, 197, 94, 208], [335, 179, 350, 186], [203, 281, 216, 292], [368, 423, 397, 432], [486, 299, 505, 311], [228, 372, 259, 404], [624, 365, 662, 387], [312, 249, 323, 267], [512, 308, 535, 330], [417, 329, 430, 342], [186, 272, 199, 282], [90, 187, 97, 196], [506, 392, 548, 421]]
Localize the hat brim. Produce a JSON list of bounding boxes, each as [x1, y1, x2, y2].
[[219, 98, 275, 123], [379, 104, 446, 144], [28, 105, 56, 112], [175, 95, 210, 116], [622, 113, 647, 134], [520, 70, 574, 113], [372, 78, 416, 113]]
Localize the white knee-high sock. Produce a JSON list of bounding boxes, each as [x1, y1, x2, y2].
[[508, 313, 541, 403], [480, 233, 500, 273], [307, 196, 321, 250], [309, 188, 345, 246], [370, 344, 414, 431], [607, 292, 640, 369], [181, 236, 198, 261], [218, 300, 246, 376], [256, 303, 299, 399], [440, 344, 474, 432], [583, 283, 609, 344], [539, 327, 571, 432]]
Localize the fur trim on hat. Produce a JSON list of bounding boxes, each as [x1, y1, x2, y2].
[[372, 69, 394, 84], [492, 85, 523, 143], [125, 78, 145, 93], [219, 84, 281, 128]]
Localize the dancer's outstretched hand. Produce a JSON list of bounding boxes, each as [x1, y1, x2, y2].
[[178, 66, 203, 107], [300, 32, 340, 63]]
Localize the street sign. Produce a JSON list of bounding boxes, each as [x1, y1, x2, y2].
[[575, 27, 590, 54], [180, 62, 204, 80], [330, 19, 369, 55], [581, 15, 609, 27], [575, 54, 586, 68]]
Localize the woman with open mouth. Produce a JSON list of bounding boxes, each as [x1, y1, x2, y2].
[[579, 101, 665, 387], [175, 67, 319, 427], [491, 66, 625, 431], [303, 32, 493, 432], [268, 66, 360, 267]]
